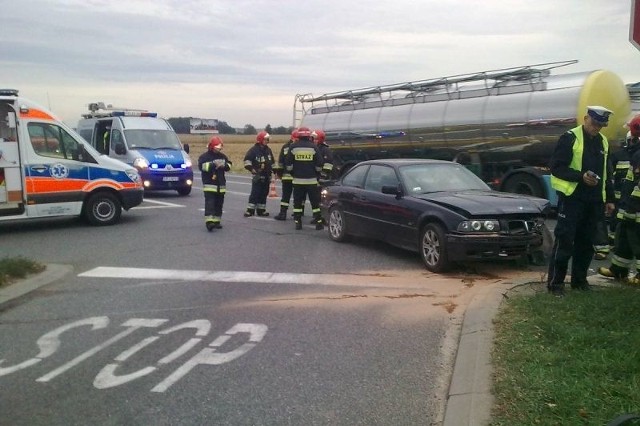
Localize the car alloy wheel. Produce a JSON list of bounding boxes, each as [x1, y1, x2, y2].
[[420, 223, 450, 272], [328, 207, 349, 242]]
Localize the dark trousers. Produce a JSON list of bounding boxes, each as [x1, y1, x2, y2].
[[248, 176, 270, 210], [610, 221, 640, 276], [547, 194, 603, 288], [204, 191, 224, 220], [292, 184, 320, 220], [280, 179, 293, 208]]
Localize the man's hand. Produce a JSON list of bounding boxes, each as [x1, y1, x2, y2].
[[605, 202, 615, 216], [582, 171, 599, 186]]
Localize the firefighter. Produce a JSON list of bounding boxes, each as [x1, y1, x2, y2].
[[598, 116, 640, 283], [609, 128, 640, 234], [285, 126, 324, 230], [198, 136, 231, 231], [102, 126, 111, 155], [547, 106, 616, 296], [310, 129, 334, 224], [272, 129, 298, 220], [243, 131, 274, 217]]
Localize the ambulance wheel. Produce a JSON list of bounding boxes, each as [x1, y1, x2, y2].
[[84, 192, 122, 226], [177, 186, 192, 196]]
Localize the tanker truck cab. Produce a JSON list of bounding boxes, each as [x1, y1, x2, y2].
[[77, 103, 193, 196], [0, 89, 143, 226]]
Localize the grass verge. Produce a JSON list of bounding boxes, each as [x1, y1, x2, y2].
[[0, 257, 46, 288], [491, 285, 640, 425]]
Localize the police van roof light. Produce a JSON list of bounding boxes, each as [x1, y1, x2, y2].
[[111, 111, 158, 118]]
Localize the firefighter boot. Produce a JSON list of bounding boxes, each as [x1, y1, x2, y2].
[[206, 222, 214, 232], [294, 214, 302, 230], [257, 209, 270, 217], [244, 209, 255, 217], [274, 206, 287, 221], [312, 213, 324, 230]]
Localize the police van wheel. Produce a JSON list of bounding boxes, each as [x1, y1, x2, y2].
[[84, 192, 122, 226], [177, 186, 192, 196]]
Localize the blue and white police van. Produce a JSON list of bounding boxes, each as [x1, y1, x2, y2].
[[77, 103, 193, 196]]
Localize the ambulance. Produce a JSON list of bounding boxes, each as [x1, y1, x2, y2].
[[76, 103, 193, 196], [0, 89, 143, 226]]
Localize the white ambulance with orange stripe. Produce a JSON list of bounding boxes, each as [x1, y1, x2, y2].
[[0, 89, 143, 226]]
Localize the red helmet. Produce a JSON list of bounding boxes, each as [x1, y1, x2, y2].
[[290, 128, 299, 141], [312, 129, 326, 143], [629, 115, 640, 138], [297, 126, 312, 139], [256, 131, 270, 144], [208, 136, 223, 151]]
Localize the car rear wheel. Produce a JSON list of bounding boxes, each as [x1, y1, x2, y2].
[[328, 206, 350, 242], [84, 192, 122, 226], [420, 223, 450, 272]]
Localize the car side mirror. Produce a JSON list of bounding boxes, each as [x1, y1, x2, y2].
[[381, 184, 402, 198], [115, 143, 126, 155], [183, 143, 190, 154]]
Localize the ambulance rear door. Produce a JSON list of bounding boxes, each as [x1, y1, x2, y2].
[[0, 100, 24, 216]]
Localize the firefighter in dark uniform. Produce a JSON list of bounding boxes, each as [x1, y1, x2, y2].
[[243, 131, 274, 217], [547, 106, 615, 296], [608, 129, 640, 236], [273, 129, 298, 220], [285, 126, 324, 231], [598, 116, 640, 284], [311, 129, 334, 224], [198, 136, 231, 231]]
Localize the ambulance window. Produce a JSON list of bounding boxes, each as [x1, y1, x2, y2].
[[110, 129, 123, 150], [28, 123, 90, 162]]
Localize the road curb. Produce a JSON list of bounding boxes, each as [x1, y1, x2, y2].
[[443, 281, 507, 426], [0, 264, 73, 305]]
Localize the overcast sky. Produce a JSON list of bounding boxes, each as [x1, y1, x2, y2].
[[2, 0, 640, 129]]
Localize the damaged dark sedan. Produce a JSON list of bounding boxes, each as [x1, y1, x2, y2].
[[320, 159, 549, 272]]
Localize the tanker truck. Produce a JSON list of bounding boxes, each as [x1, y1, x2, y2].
[[294, 60, 631, 204]]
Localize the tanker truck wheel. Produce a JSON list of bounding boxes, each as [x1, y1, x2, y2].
[[502, 173, 544, 198]]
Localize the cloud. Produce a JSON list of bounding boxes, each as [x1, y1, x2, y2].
[[1, 0, 639, 128]]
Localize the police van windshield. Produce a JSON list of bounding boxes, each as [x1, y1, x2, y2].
[[124, 129, 183, 150]]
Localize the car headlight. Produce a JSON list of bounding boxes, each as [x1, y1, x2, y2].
[[457, 220, 500, 233], [133, 157, 149, 169]]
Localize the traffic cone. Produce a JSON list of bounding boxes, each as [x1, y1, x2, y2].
[[269, 179, 279, 198]]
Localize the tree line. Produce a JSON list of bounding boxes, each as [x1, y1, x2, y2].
[[167, 117, 294, 135]]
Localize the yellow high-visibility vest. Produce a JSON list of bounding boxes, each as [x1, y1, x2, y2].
[[550, 126, 608, 201]]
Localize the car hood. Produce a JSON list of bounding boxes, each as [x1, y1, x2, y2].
[[415, 190, 548, 216]]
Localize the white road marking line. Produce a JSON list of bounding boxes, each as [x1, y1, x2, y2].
[[79, 267, 426, 289], [134, 199, 185, 209]]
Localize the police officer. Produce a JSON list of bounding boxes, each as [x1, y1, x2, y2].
[[243, 131, 274, 217], [272, 129, 297, 220], [310, 129, 334, 224], [198, 136, 231, 231], [547, 105, 615, 296], [285, 127, 323, 230]]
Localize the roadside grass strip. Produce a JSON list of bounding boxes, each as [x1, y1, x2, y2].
[[491, 286, 640, 425]]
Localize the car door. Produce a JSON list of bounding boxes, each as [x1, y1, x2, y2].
[[360, 164, 403, 239]]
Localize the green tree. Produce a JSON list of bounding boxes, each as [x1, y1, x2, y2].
[[167, 117, 191, 134], [216, 121, 236, 134], [265, 124, 272, 134], [243, 124, 257, 135]]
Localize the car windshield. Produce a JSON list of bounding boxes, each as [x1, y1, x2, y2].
[[124, 129, 182, 150], [399, 163, 490, 194]]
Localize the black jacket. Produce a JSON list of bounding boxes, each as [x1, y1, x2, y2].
[[198, 150, 231, 187]]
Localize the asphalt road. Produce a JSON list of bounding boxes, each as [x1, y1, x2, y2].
[[0, 174, 564, 425]]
